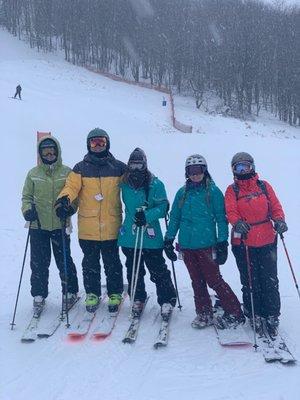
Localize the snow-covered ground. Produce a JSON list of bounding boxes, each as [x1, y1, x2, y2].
[[0, 28, 299, 400]]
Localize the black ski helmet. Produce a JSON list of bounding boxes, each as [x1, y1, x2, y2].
[[86, 128, 110, 152]]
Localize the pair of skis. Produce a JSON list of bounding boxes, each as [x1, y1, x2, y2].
[[67, 290, 129, 340], [21, 296, 81, 342], [212, 301, 296, 364], [255, 324, 296, 364], [122, 298, 173, 348]]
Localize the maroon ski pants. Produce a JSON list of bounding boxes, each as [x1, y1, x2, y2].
[[182, 248, 242, 317]]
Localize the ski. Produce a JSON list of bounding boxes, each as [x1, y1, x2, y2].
[[259, 324, 296, 364], [21, 306, 45, 342], [67, 310, 97, 338], [37, 296, 81, 338], [91, 292, 127, 339], [153, 312, 172, 349], [21, 314, 41, 342], [67, 294, 107, 339], [212, 303, 251, 346], [122, 297, 149, 344]]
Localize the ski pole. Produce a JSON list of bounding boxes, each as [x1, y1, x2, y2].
[[279, 233, 300, 300], [244, 241, 258, 351], [164, 217, 182, 310], [131, 226, 145, 308], [10, 204, 38, 330], [60, 218, 70, 327]]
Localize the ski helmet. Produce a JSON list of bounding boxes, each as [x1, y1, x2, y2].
[[231, 152, 254, 167], [87, 128, 110, 152], [128, 148, 147, 171], [231, 152, 255, 176], [185, 154, 207, 168]]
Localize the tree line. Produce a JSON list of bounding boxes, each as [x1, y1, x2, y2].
[[1, 0, 299, 125]]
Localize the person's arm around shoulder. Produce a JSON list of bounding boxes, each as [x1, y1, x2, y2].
[[144, 178, 168, 224]]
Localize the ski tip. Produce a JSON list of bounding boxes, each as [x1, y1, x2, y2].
[[21, 338, 35, 343], [122, 338, 135, 344], [67, 333, 86, 342], [153, 342, 167, 349], [91, 333, 110, 340], [221, 342, 252, 347]]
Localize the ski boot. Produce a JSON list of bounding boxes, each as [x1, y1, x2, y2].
[[213, 297, 222, 313], [215, 312, 245, 329], [108, 293, 122, 313], [33, 296, 45, 317], [191, 312, 214, 329], [249, 315, 264, 336], [161, 303, 173, 321], [62, 292, 78, 312], [85, 293, 100, 313], [131, 300, 144, 318], [266, 316, 279, 337]]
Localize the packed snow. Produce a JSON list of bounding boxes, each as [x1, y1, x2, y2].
[[0, 28, 299, 400]]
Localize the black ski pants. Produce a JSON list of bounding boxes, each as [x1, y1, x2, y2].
[[122, 247, 177, 307], [79, 239, 123, 297], [232, 239, 280, 318], [30, 228, 79, 298]]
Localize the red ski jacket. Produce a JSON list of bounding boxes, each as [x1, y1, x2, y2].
[[225, 174, 285, 247]]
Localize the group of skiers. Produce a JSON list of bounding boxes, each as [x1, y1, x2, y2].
[[21, 128, 288, 336]]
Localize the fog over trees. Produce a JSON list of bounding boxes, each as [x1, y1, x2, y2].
[[1, 0, 299, 125]]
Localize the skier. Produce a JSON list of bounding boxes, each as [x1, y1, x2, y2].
[[55, 128, 125, 313], [118, 148, 177, 318], [21, 136, 79, 314], [164, 154, 244, 329], [14, 84, 22, 100], [225, 152, 287, 336]]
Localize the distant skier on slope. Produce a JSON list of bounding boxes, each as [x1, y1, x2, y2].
[[118, 148, 177, 319], [225, 152, 288, 337], [21, 136, 79, 315], [55, 128, 126, 313], [164, 154, 244, 329], [13, 84, 22, 100]]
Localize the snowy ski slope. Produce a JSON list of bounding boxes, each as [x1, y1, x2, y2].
[[0, 28, 299, 400]]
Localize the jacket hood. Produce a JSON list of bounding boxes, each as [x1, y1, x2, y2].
[[37, 135, 62, 167]]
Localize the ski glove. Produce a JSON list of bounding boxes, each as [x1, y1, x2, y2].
[[234, 220, 251, 235], [164, 239, 177, 262], [134, 210, 147, 227], [274, 220, 288, 235], [215, 241, 228, 265], [24, 208, 38, 222], [54, 196, 74, 220]]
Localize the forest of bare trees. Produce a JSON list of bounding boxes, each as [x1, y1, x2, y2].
[[1, 0, 299, 125]]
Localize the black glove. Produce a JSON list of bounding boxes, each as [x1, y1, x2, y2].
[[274, 220, 288, 235], [134, 210, 147, 227], [54, 196, 73, 219], [164, 239, 177, 261], [234, 220, 251, 235], [215, 241, 228, 265], [24, 208, 38, 222]]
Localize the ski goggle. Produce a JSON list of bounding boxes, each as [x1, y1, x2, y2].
[[187, 164, 206, 176], [233, 162, 253, 174], [41, 147, 56, 157], [128, 162, 145, 171], [90, 137, 107, 148]]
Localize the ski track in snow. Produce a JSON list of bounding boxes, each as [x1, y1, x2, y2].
[[0, 28, 299, 400]]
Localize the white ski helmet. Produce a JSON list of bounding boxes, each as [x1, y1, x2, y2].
[[185, 154, 207, 169]]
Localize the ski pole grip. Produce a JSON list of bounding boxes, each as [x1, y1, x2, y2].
[[32, 203, 41, 230]]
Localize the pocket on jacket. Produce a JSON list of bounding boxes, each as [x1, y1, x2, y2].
[[79, 209, 99, 218]]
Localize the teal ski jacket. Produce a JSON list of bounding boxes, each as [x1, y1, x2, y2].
[[165, 180, 228, 249], [118, 176, 168, 249]]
